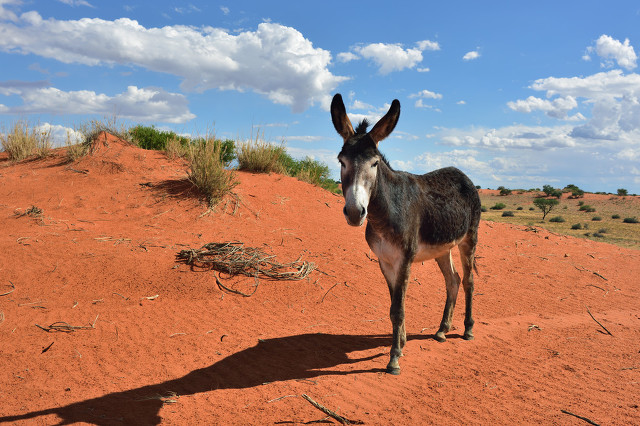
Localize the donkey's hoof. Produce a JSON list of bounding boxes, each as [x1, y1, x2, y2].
[[386, 365, 401, 375], [463, 332, 474, 340], [434, 331, 447, 342]]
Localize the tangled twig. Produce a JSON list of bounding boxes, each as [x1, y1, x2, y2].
[[176, 242, 316, 297]]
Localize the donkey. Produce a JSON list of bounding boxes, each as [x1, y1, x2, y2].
[[330, 93, 481, 375]]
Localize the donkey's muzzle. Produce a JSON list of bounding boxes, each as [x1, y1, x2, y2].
[[343, 205, 367, 227]]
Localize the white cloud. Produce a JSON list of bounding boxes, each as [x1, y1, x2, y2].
[[220, 6, 229, 15], [339, 39, 438, 74], [337, 51, 359, 63], [1, 84, 196, 123], [457, 100, 466, 105], [0, 0, 20, 21], [589, 34, 637, 70], [0, 13, 346, 112], [416, 40, 440, 51], [57, 0, 94, 7], [351, 100, 374, 110], [463, 50, 480, 61], [416, 67, 430, 73], [410, 89, 443, 100], [355, 43, 424, 74], [507, 95, 585, 121]]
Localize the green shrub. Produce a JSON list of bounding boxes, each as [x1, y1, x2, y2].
[[617, 188, 628, 196], [571, 223, 582, 230], [490, 202, 507, 210], [612, 214, 621, 219], [129, 125, 184, 151], [549, 216, 565, 223], [623, 217, 639, 224], [501, 211, 514, 217], [591, 216, 602, 221], [481, 206, 488, 213], [592, 232, 605, 238], [597, 228, 607, 234], [499, 188, 512, 196]]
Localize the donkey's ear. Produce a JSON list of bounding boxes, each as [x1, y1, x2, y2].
[[330, 93, 355, 141], [369, 99, 400, 144]]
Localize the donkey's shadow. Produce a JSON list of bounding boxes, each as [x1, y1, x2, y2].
[[0, 332, 435, 425]]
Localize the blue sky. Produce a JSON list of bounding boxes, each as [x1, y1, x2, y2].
[[1, 0, 640, 193]]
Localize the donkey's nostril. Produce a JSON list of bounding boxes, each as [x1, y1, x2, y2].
[[343, 206, 348, 216], [361, 206, 366, 218]]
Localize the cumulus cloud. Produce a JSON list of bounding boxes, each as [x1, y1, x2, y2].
[[463, 50, 480, 61], [338, 39, 439, 74], [507, 95, 585, 121], [0, 12, 346, 112], [410, 89, 443, 100], [57, 0, 94, 7], [1, 83, 196, 123], [586, 34, 637, 70], [0, 0, 20, 21]]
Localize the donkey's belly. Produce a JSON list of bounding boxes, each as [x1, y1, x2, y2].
[[369, 230, 461, 265], [414, 239, 461, 263]]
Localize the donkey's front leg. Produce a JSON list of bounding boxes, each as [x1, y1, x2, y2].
[[380, 259, 411, 375]]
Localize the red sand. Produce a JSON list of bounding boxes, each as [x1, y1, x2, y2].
[[1, 134, 639, 425]]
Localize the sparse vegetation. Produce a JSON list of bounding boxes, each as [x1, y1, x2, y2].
[[623, 217, 639, 224], [592, 216, 602, 221], [617, 188, 628, 196], [502, 211, 514, 217], [571, 223, 582, 230], [490, 202, 507, 210], [549, 216, 565, 223], [612, 214, 621, 219]]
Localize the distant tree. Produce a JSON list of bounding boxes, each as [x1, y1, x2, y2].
[[542, 185, 556, 197], [570, 188, 584, 198], [617, 188, 628, 196], [533, 198, 559, 221], [499, 187, 512, 196]]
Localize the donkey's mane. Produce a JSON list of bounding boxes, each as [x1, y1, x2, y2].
[[355, 119, 370, 134]]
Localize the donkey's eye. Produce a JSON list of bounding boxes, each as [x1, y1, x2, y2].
[[339, 160, 345, 168], [372, 160, 379, 168]]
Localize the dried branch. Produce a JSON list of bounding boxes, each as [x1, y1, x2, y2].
[[585, 306, 613, 336], [1, 281, 15, 296], [560, 409, 600, 425], [301, 394, 363, 425]]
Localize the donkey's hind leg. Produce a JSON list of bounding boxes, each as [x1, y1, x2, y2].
[[435, 251, 461, 342], [458, 232, 477, 340]]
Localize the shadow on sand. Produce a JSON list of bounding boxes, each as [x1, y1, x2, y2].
[[0, 332, 437, 425]]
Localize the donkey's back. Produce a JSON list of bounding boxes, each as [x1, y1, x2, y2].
[[414, 166, 481, 245]]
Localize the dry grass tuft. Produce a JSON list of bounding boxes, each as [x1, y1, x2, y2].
[[1, 121, 52, 161], [187, 139, 238, 207], [236, 132, 286, 174]]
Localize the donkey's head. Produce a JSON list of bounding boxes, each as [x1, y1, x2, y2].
[[331, 93, 400, 226]]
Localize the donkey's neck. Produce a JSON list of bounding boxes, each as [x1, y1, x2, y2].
[[367, 162, 407, 234]]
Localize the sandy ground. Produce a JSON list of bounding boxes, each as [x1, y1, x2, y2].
[[1, 134, 639, 425]]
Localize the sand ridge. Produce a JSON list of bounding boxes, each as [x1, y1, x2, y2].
[[1, 134, 639, 425]]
